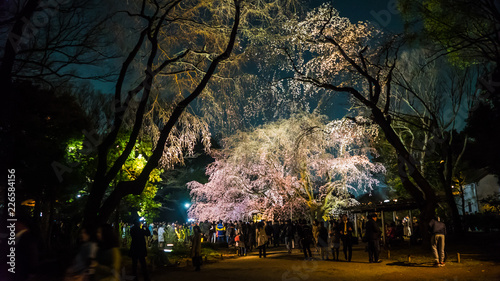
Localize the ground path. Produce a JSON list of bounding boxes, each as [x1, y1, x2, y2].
[[150, 244, 500, 281]]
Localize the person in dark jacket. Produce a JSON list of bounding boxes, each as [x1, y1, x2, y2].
[[265, 221, 274, 247], [329, 219, 341, 261], [365, 213, 382, 263], [429, 217, 446, 267], [256, 222, 268, 258], [273, 221, 281, 247], [299, 220, 313, 260], [317, 222, 329, 260], [129, 221, 151, 281], [191, 226, 203, 271], [339, 214, 354, 262]]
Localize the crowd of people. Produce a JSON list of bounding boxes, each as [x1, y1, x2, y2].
[[6, 211, 443, 281], [60, 213, 442, 281], [117, 214, 393, 262]]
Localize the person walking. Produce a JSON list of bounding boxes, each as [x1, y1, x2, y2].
[[129, 221, 151, 281], [94, 224, 121, 281], [65, 226, 97, 281], [429, 217, 447, 267], [339, 214, 353, 262], [365, 213, 382, 263], [227, 221, 236, 246], [256, 222, 268, 258]]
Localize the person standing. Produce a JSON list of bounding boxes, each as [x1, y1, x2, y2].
[[299, 220, 313, 260], [403, 216, 412, 237], [216, 220, 225, 243], [158, 223, 165, 248], [151, 224, 158, 248], [201, 220, 211, 242], [248, 222, 256, 251], [148, 223, 154, 246], [129, 221, 151, 281], [235, 225, 247, 256], [227, 221, 236, 246], [208, 221, 215, 243], [191, 226, 203, 271], [429, 217, 447, 267], [273, 221, 281, 247], [256, 222, 268, 258], [317, 222, 329, 260], [365, 213, 382, 263], [312, 220, 320, 254], [339, 214, 353, 262], [284, 220, 295, 254], [330, 219, 341, 261], [265, 221, 273, 247]]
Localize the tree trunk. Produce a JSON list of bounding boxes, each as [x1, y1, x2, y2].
[[439, 138, 463, 234], [372, 107, 437, 247], [418, 200, 435, 248]]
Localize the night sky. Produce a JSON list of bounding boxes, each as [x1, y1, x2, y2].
[[333, 0, 403, 33]]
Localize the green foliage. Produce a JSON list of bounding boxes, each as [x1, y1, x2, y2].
[[61, 131, 165, 222], [107, 135, 164, 222]]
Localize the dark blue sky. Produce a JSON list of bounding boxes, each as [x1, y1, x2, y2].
[[331, 0, 404, 33]]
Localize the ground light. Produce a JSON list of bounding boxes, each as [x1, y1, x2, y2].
[[163, 243, 174, 253]]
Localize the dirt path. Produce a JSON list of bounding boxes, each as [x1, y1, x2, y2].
[[151, 245, 500, 281]]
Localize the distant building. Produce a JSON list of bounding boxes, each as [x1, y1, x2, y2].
[[454, 173, 500, 215]]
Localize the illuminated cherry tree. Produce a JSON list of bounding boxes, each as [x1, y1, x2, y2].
[[264, 3, 445, 236], [188, 113, 385, 221]]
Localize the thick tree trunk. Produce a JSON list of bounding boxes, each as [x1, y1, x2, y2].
[[313, 23, 442, 249], [440, 142, 463, 234], [372, 107, 437, 247], [418, 200, 436, 248], [83, 177, 108, 226]]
